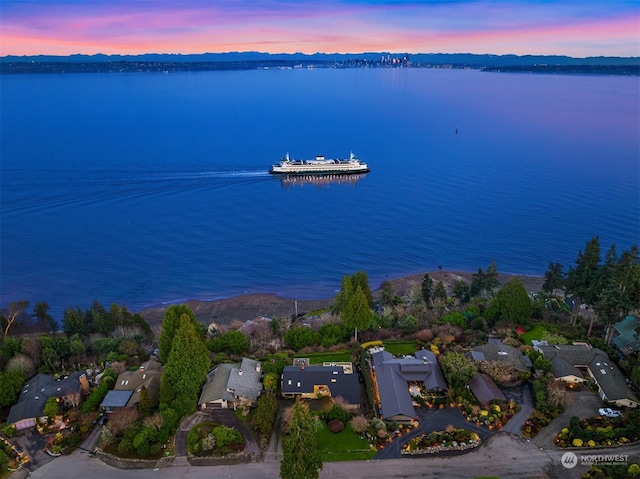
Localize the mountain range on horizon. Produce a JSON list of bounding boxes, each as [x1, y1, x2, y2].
[[2, 51, 639, 66]]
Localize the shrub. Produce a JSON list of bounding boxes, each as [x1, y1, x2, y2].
[[327, 419, 344, 433]]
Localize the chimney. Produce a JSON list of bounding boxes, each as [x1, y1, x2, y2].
[[301, 362, 305, 370]]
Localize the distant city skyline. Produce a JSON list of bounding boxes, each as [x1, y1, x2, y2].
[[1, 0, 639, 58]]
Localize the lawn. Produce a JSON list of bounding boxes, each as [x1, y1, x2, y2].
[[316, 423, 376, 461], [382, 340, 417, 356], [520, 325, 546, 345]]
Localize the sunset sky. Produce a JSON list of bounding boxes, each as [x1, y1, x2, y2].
[[1, 0, 638, 58]]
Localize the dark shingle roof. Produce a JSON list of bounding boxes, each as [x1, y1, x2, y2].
[[7, 371, 86, 426], [281, 365, 360, 405], [469, 373, 506, 404], [371, 349, 448, 421]]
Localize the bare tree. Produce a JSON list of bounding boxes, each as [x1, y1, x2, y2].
[[1, 301, 29, 336]]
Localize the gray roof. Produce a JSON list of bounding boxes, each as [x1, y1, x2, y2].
[[539, 343, 638, 403], [100, 390, 133, 409], [549, 355, 584, 380], [537, 344, 601, 367], [472, 343, 531, 372], [199, 358, 263, 406], [468, 373, 506, 404], [281, 364, 360, 405], [372, 349, 448, 421], [199, 364, 235, 405], [588, 353, 638, 402], [7, 371, 86, 426]]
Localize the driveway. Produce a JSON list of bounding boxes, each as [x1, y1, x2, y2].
[[500, 382, 535, 435], [374, 406, 492, 459], [174, 408, 261, 460], [532, 389, 602, 449]]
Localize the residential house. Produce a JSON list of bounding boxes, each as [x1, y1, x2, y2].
[[199, 358, 263, 410], [537, 343, 639, 408], [7, 371, 89, 430], [281, 359, 360, 410], [370, 348, 448, 423], [100, 358, 163, 413], [471, 342, 533, 378], [611, 315, 640, 356], [468, 373, 506, 404]]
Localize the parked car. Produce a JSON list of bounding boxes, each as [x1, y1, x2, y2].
[[598, 408, 622, 418]]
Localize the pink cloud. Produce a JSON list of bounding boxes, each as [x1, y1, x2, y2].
[[1, 1, 638, 57]]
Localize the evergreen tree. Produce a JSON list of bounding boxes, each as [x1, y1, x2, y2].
[[280, 398, 323, 479], [342, 285, 374, 343], [32, 302, 58, 332], [421, 273, 434, 305], [379, 280, 399, 308], [432, 281, 447, 302], [138, 386, 154, 417], [332, 275, 353, 314], [452, 280, 471, 303], [595, 245, 640, 343], [490, 277, 532, 325], [159, 313, 210, 417], [158, 304, 198, 363], [566, 237, 602, 325], [351, 271, 374, 308], [62, 307, 84, 337], [484, 260, 500, 295], [542, 261, 565, 296]]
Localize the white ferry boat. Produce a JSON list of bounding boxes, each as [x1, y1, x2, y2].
[[269, 152, 369, 175]]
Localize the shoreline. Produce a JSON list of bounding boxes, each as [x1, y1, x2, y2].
[[138, 270, 545, 327]]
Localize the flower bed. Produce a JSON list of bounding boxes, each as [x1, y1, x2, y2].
[[553, 415, 638, 448], [401, 429, 481, 455], [460, 401, 518, 430]]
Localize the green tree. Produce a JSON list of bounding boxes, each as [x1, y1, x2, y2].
[[489, 277, 532, 325], [421, 273, 434, 305], [62, 306, 85, 336], [452, 280, 471, 303], [379, 280, 401, 308], [158, 304, 199, 363], [0, 370, 24, 407], [439, 352, 477, 388], [441, 311, 467, 329], [207, 330, 250, 355], [280, 398, 323, 479], [542, 262, 565, 296], [332, 275, 354, 314], [342, 285, 374, 343], [160, 314, 210, 417], [32, 302, 58, 332], [566, 237, 602, 325], [138, 386, 155, 417], [470, 261, 500, 298], [596, 244, 640, 343], [283, 326, 319, 351], [87, 301, 113, 335], [43, 397, 59, 422], [351, 271, 374, 308]]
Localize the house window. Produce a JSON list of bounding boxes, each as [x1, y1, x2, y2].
[[297, 382, 301, 388], [331, 379, 337, 383], [288, 380, 292, 385]]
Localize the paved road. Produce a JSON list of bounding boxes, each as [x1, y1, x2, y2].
[[24, 431, 640, 479]]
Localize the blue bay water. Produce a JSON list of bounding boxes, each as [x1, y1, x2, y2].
[[1, 68, 638, 318]]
